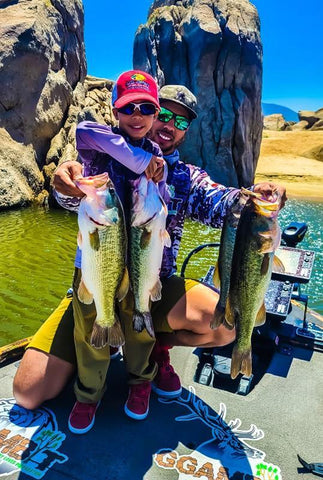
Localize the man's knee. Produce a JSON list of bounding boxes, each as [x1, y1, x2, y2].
[[13, 349, 74, 410], [209, 325, 236, 347]]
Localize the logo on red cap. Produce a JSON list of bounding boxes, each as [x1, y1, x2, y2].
[[112, 70, 160, 109]]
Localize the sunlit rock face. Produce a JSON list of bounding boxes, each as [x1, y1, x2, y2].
[[134, 0, 263, 187], [0, 0, 86, 208]]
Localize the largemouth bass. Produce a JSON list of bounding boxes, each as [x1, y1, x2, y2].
[[76, 173, 129, 349], [226, 188, 283, 379], [211, 192, 248, 330], [129, 175, 171, 337]]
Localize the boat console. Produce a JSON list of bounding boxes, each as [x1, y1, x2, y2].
[[181, 222, 322, 396]]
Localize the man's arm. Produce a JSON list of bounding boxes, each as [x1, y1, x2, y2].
[[186, 166, 287, 227]]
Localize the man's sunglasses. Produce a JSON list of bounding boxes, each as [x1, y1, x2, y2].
[[157, 107, 190, 131], [117, 102, 157, 116]]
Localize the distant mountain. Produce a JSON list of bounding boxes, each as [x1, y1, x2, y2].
[[262, 103, 298, 122]]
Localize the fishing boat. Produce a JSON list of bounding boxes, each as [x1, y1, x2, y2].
[[0, 222, 322, 480]]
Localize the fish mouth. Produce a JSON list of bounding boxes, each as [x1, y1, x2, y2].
[[89, 216, 106, 227]]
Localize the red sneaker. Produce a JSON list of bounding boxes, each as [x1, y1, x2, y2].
[[151, 342, 182, 398], [68, 401, 99, 434], [110, 346, 121, 359], [124, 382, 151, 420]]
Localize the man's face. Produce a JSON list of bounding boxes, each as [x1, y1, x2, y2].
[[149, 100, 190, 155]]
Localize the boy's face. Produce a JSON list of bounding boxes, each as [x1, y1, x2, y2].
[[113, 102, 158, 141]]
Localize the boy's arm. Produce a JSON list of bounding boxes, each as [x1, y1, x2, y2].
[[76, 121, 153, 174]]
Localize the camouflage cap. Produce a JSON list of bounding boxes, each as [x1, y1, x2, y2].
[[159, 85, 197, 120]]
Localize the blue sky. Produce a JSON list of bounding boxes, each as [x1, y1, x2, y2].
[[83, 0, 323, 112]]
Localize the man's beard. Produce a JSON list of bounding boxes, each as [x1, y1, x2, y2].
[[148, 129, 185, 155]]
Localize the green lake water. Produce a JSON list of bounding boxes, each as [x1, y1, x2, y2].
[[1, 198, 322, 347]]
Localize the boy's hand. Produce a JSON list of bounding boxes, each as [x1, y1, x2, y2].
[[151, 165, 164, 183], [145, 155, 165, 181], [253, 182, 287, 209], [53, 161, 84, 197]]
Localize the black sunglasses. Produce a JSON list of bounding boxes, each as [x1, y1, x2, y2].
[[117, 102, 157, 116], [157, 107, 190, 131]]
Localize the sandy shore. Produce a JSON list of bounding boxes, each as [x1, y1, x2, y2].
[[255, 130, 323, 200]]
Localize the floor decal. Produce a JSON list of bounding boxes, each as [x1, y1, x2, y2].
[[153, 387, 282, 480], [0, 398, 68, 479]]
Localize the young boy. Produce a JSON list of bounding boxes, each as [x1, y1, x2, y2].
[[66, 70, 166, 434]]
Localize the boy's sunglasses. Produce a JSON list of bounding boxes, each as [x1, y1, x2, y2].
[[157, 107, 190, 131], [117, 102, 157, 116]]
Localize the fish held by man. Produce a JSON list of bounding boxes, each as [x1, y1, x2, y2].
[[76, 173, 129, 349], [129, 175, 171, 337], [225, 188, 284, 379], [210, 191, 248, 330]]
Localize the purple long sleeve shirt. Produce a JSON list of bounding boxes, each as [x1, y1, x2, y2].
[[55, 122, 240, 276]]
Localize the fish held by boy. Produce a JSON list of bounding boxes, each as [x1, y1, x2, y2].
[[225, 187, 284, 379], [76, 173, 129, 349], [210, 191, 248, 330], [129, 174, 171, 337]]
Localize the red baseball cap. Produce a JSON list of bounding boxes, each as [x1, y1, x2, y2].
[[112, 70, 160, 110]]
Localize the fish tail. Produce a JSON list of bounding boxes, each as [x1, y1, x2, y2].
[[90, 322, 109, 349], [133, 311, 155, 338], [108, 320, 125, 347], [230, 345, 252, 379]]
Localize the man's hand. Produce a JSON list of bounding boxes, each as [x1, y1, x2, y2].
[[253, 182, 287, 209], [145, 155, 165, 182], [53, 161, 84, 197]]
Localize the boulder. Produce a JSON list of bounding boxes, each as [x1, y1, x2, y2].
[[0, 0, 86, 209], [134, 0, 263, 187], [263, 114, 286, 131], [290, 120, 310, 131], [298, 110, 323, 128], [311, 119, 323, 131], [302, 144, 323, 162]]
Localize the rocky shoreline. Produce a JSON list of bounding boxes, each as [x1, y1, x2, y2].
[[255, 130, 323, 200]]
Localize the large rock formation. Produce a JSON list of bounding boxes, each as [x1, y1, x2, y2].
[[0, 0, 86, 209], [133, 0, 263, 187]]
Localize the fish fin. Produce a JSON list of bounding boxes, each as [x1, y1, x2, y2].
[[133, 311, 155, 338], [89, 229, 100, 250], [255, 302, 266, 326], [140, 228, 152, 249], [211, 304, 235, 330], [273, 254, 285, 273], [231, 345, 252, 380], [77, 231, 83, 249], [77, 279, 93, 304], [117, 268, 130, 301], [133, 312, 145, 333], [260, 253, 270, 275], [210, 304, 225, 329], [212, 261, 220, 288], [161, 230, 171, 248], [108, 319, 125, 347], [224, 298, 236, 329], [90, 322, 109, 349], [150, 279, 162, 301]]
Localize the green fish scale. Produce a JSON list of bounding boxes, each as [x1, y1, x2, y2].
[[91, 219, 126, 328], [228, 209, 277, 351], [130, 226, 153, 312]]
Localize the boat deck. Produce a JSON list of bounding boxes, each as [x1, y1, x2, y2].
[[0, 303, 322, 480]]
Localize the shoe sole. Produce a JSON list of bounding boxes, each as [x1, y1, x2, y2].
[[124, 403, 149, 420], [151, 383, 182, 398]]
